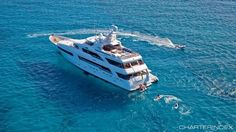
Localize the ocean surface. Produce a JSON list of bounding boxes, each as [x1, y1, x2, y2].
[[0, 0, 236, 131]]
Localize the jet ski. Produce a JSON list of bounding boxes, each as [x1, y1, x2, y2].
[[174, 44, 185, 49]]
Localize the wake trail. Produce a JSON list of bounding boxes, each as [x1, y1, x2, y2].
[[27, 29, 183, 49], [154, 95, 192, 115]]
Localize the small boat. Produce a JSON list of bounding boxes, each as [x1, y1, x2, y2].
[[49, 25, 158, 91]]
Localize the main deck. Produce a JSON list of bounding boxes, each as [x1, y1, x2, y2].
[[49, 34, 140, 60]]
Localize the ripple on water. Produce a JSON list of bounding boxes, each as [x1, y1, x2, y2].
[[184, 43, 236, 99], [18, 61, 132, 114]]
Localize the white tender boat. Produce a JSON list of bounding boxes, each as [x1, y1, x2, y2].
[[49, 25, 158, 91]]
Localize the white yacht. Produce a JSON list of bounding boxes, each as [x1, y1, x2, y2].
[[49, 26, 158, 91]]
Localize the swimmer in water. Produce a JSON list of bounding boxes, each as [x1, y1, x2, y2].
[[174, 102, 179, 109], [154, 94, 163, 101], [139, 84, 146, 92]]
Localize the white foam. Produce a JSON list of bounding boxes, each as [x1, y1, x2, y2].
[[27, 29, 108, 38], [27, 28, 182, 49], [162, 95, 182, 104], [154, 94, 191, 115], [178, 104, 191, 115]]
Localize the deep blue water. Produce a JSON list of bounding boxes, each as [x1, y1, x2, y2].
[[1, 0, 236, 131]]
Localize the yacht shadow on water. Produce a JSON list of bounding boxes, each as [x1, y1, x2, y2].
[[18, 61, 131, 113]]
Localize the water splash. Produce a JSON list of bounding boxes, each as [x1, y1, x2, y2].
[[154, 95, 182, 103], [27, 28, 183, 49], [27, 29, 111, 38], [178, 104, 191, 115], [162, 95, 182, 104], [154, 95, 191, 115]]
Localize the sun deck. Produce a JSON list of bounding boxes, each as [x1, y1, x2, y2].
[[49, 35, 97, 46], [102, 44, 140, 59], [50, 31, 140, 60]]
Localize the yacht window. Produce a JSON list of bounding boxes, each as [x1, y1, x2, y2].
[[117, 70, 148, 80], [132, 70, 147, 77], [123, 48, 132, 53], [138, 60, 144, 65], [114, 44, 120, 47], [58, 46, 73, 56], [131, 61, 139, 66], [133, 72, 141, 77], [141, 70, 148, 75], [117, 73, 131, 80], [73, 44, 79, 49], [114, 44, 122, 49], [78, 56, 111, 73], [82, 48, 102, 60], [103, 45, 116, 51], [124, 63, 131, 69], [106, 58, 124, 68], [85, 40, 94, 46]]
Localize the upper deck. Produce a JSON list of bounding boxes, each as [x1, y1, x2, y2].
[[49, 26, 141, 61], [102, 44, 140, 60]]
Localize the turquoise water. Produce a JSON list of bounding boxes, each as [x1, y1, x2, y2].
[[1, 0, 236, 131]]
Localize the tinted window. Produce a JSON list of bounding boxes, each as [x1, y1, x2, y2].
[[141, 70, 148, 75], [117, 73, 131, 80], [78, 56, 111, 73], [85, 40, 94, 46], [58, 46, 73, 56], [123, 48, 132, 53], [133, 72, 141, 77], [73, 44, 79, 49], [138, 60, 144, 65], [117, 69, 148, 80], [131, 61, 139, 66], [82, 48, 102, 60], [106, 58, 124, 68], [124, 63, 131, 69]]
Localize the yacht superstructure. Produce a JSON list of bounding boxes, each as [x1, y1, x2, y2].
[[49, 26, 158, 91]]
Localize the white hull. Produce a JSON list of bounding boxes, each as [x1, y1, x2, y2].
[[57, 44, 157, 91], [49, 26, 158, 91], [60, 50, 133, 90]]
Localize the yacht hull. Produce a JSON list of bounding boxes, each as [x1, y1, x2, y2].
[[57, 45, 136, 91], [49, 34, 158, 91]]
